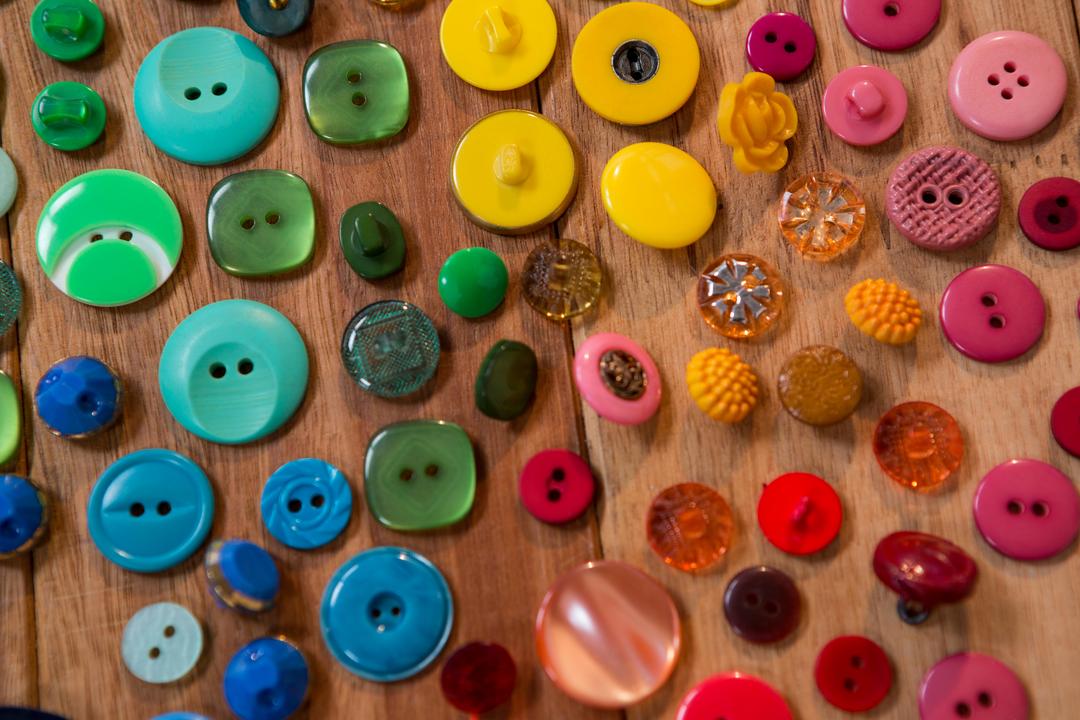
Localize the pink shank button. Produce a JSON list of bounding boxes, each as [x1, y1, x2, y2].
[[842, 0, 940, 51], [919, 653, 1029, 720], [939, 264, 1045, 363], [744, 13, 816, 82], [1018, 177, 1080, 251], [519, 449, 595, 525], [676, 672, 793, 720], [574, 332, 661, 425], [822, 65, 907, 146]]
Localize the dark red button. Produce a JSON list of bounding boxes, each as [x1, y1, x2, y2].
[[676, 672, 793, 720], [1018, 177, 1080, 251], [519, 449, 595, 524], [723, 566, 800, 644], [814, 636, 893, 712], [1051, 386, 1080, 457], [873, 531, 977, 623], [440, 642, 516, 714], [757, 472, 842, 555]]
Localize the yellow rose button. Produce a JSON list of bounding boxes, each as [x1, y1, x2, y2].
[[572, 2, 700, 125], [440, 0, 557, 91], [601, 142, 716, 249], [718, 71, 798, 174]]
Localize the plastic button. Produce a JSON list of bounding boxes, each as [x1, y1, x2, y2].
[[1018, 177, 1080, 251], [321, 547, 453, 682], [519, 449, 594, 524], [842, 0, 940, 52], [822, 66, 907, 146], [121, 602, 203, 684], [440, 0, 557, 91], [0, 260, 19, 337], [438, 247, 509, 318], [30, 0, 105, 61], [206, 539, 280, 613], [1052, 387, 1080, 457], [574, 332, 661, 425], [341, 300, 440, 398], [261, 458, 352, 550], [520, 238, 601, 320], [646, 482, 733, 572], [757, 472, 841, 556], [845, 278, 922, 345], [919, 653, 1028, 720], [0, 148, 17, 218], [34, 356, 122, 439], [874, 401, 962, 491], [777, 345, 862, 426], [873, 531, 977, 624], [779, 172, 866, 260], [237, 0, 312, 37], [723, 566, 800, 644], [153, 714, 210, 720], [676, 672, 793, 720], [815, 636, 892, 712], [224, 637, 309, 720], [745, 13, 816, 82], [718, 72, 797, 174], [697, 254, 785, 338], [31, 81, 105, 152], [686, 348, 758, 423], [339, 202, 406, 280], [0, 372, 20, 468], [939, 264, 1045, 364], [476, 340, 537, 420], [0, 475, 47, 559], [440, 642, 517, 714]]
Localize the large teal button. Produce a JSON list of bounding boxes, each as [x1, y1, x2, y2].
[[159, 300, 308, 445], [134, 27, 279, 165], [31, 81, 106, 151]]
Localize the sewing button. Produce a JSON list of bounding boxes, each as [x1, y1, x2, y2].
[[758, 473, 841, 556], [697, 254, 785, 339], [438, 247, 509, 318], [779, 172, 866, 260], [842, 0, 940, 52], [207, 170, 314, 277], [723, 566, 800, 644], [0, 372, 20, 468], [845, 278, 922, 345], [339, 202, 406, 279], [0, 260, 21, 337], [153, 714, 210, 720], [822, 66, 907, 146], [521, 238, 602, 320], [1018, 177, 1080, 251], [0, 475, 47, 559], [0, 710, 67, 720], [121, 602, 203, 684], [574, 332, 661, 425], [718, 72, 798, 174], [874, 402, 962, 491], [1052, 387, 1080, 457], [476, 340, 537, 420], [34, 356, 122, 439], [685, 348, 758, 423], [261, 458, 352, 550], [0, 148, 16, 218], [237, 0, 312, 37], [321, 547, 453, 681], [134, 27, 279, 165], [940, 264, 1045, 363], [778, 345, 862, 426], [205, 539, 280, 613], [745, 13, 816, 82], [440, 642, 517, 714], [873, 531, 976, 624], [440, 0, 557, 91], [519, 449, 594, 524], [919, 653, 1029, 720], [341, 300, 440, 398], [224, 637, 309, 720], [30, 0, 105, 61], [31, 81, 105, 151], [676, 672, 793, 720], [646, 482, 733, 572], [815, 636, 892, 712]]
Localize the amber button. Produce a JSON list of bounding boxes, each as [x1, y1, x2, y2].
[[778, 172, 866, 261], [873, 401, 962, 491], [777, 345, 862, 426], [646, 482, 733, 572], [697, 253, 786, 338], [521, 238, 602, 320], [723, 566, 800, 644]]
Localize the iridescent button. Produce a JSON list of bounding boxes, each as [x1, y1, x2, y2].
[[30, 0, 105, 61], [440, 0, 557, 91], [341, 300, 440, 398], [205, 539, 280, 613], [873, 402, 962, 491], [519, 449, 595, 524], [939, 264, 1045, 363], [31, 81, 106, 151], [745, 12, 816, 82], [574, 332, 661, 425], [676, 673, 793, 720], [757, 473, 842, 556], [0, 475, 48, 559], [224, 637, 309, 720], [815, 636, 892, 712], [339, 202, 406, 280], [121, 602, 203, 684], [779, 172, 866, 260], [842, 0, 940, 52], [697, 254, 785, 339], [35, 355, 122, 439], [0, 260, 19, 337], [1052, 387, 1080, 457], [261, 458, 352, 550], [919, 653, 1028, 720], [873, 531, 977, 624], [646, 482, 733, 572], [440, 642, 517, 715], [520, 238, 601, 320], [0, 148, 17, 218], [237, 0, 312, 37], [822, 66, 907, 146], [723, 566, 800, 644], [438, 247, 508, 318], [777, 345, 862, 426], [1018, 177, 1080, 251]]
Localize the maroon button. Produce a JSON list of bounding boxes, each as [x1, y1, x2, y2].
[[757, 472, 842, 556], [814, 636, 893, 712], [676, 672, 793, 720], [440, 642, 517, 714], [519, 449, 595, 524], [1018, 177, 1080, 251], [745, 13, 816, 82], [939, 264, 1045, 364], [873, 531, 977, 624], [842, 0, 941, 52], [1052, 386, 1080, 457], [723, 566, 800, 644]]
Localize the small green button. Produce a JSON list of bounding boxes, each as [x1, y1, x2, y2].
[[438, 247, 508, 318], [31, 81, 105, 151], [0, 371, 20, 468], [475, 340, 538, 421], [30, 0, 105, 62], [339, 202, 405, 279], [207, 170, 315, 277]]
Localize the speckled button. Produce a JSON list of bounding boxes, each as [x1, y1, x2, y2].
[[757, 472, 842, 556], [261, 458, 352, 550], [822, 65, 907, 146], [919, 653, 1029, 720], [723, 566, 800, 644], [574, 332, 661, 425], [676, 672, 793, 720], [1018, 177, 1080, 251], [121, 602, 203, 684], [842, 0, 940, 51], [519, 449, 594, 524], [815, 636, 892, 712], [939, 264, 1045, 363], [745, 13, 815, 82], [1052, 387, 1080, 457]]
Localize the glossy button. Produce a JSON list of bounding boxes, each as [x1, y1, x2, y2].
[[476, 340, 537, 420], [206, 539, 280, 613], [1052, 387, 1080, 457], [873, 531, 977, 624], [0, 475, 47, 559], [697, 254, 785, 338], [237, 0, 312, 37], [521, 238, 601, 320], [341, 300, 440, 398], [440, 0, 557, 91], [438, 247, 508, 318], [0, 373, 20, 468], [1018, 177, 1080, 251], [519, 449, 594, 524], [723, 566, 800, 644], [745, 13, 816, 82], [261, 458, 352, 550], [30, 0, 105, 61], [340, 202, 406, 279], [0, 148, 17, 218], [815, 636, 892, 712], [940, 264, 1045, 363], [0, 261, 18, 339], [121, 602, 203, 684], [845, 278, 922, 345], [647, 482, 733, 572], [919, 653, 1028, 720], [758, 473, 842, 556], [677, 672, 793, 720], [321, 547, 453, 681], [718, 73, 797, 174], [823, 66, 907, 146], [779, 172, 866, 260], [31, 81, 105, 151], [224, 637, 309, 720], [35, 356, 122, 439], [874, 402, 962, 491], [574, 332, 661, 425], [440, 642, 517, 714], [842, 0, 940, 52], [686, 348, 758, 423], [777, 345, 862, 426]]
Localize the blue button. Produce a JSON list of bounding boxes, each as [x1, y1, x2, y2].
[[87, 449, 214, 572], [0, 710, 68, 720], [134, 27, 279, 166], [0, 475, 47, 559], [224, 637, 309, 720], [152, 714, 210, 720], [206, 539, 280, 612], [321, 547, 453, 682], [34, 356, 122, 439], [261, 458, 351, 550]]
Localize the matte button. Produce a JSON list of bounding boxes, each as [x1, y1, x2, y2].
[[745, 13, 815, 82], [0, 372, 20, 468], [647, 482, 733, 572], [339, 202, 406, 279], [31, 81, 105, 151], [35, 356, 122, 438], [574, 332, 661, 425], [778, 172, 866, 260], [321, 547, 453, 681], [842, 0, 940, 51], [822, 66, 907, 146], [815, 636, 892, 712], [758, 473, 841, 556], [224, 637, 309, 720], [206, 539, 280, 613], [697, 254, 786, 338], [440, 642, 517, 715], [261, 458, 352, 550], [438, 247, 509, 318], [723, 566, 800, 644], [676, 672, 793, 720], [845, 278, 922, 345], [1018, 177, 1080, 251], [475, 340, 537, 420], [0, 148, 16, 218], [939, 264, 1045, 364], [519, 449, 594, 524], [777, 345, 862, 426], [440, 0, 557, 91], [341, 300, 440, 398], [30, 0, 105, 61], [686, 347, 759, 423], [121, 602, 203, 684], [521, 238, 601, 320], [1052, 387, 1080, 457], [873, 531, 976, 623], [873, 401, 963, 491], [919, 653, 1028, 720], [0, 475, 47, 559], [237, 0, 312, 37], [718, 73, 798, 174]]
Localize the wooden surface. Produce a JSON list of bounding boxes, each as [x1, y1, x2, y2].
[[1, 0, 1079, 718]]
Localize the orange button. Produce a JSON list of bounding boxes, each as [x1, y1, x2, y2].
[[646, 482, 733, 572], [873, 401, 963, 491], [778, 172, 866, 261]]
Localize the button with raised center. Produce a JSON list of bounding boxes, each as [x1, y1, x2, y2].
[[31, 81, 106, 151], [341, 300, 441, 398], [440, 0, 557, 91], [574, 332, 661, 425], [873, 401, 962, 491], [339, 202, 406, 280], [0, 475, 48, 559], [224, 637, 309, 720], [34, 355, 122, 439], [822, 65, 907, 146], [520, 238, 602, 320], [237, 0, 312, 37], [205, 539, 280, 613], [30, 0, 105, 61], [757, 472, 842, 556]]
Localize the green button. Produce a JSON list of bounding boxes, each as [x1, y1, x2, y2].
[[339, 202, 405, 279], [0, 149, 17, 218], [475, 340, 538, 421], [30, 0, 105, 62], [438, 247, 508, 318], [207, 170, 314, 277], [0, 371, 20, 468], [31, 81, 105, 151], [0, 260, 20, 337]]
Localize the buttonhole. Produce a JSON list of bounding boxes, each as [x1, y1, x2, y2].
[[980, 293, 997, 307], [212, 82, 227, 96], [745, 592, 760, 606], [425, 464, 439, 477], [119, 231, 133, 241], [920, 189, 938, 205], [884, 2, 899, 16], [184, 87, 201, 101], [843, 678, 857, 692], [130, 502, 145, 517], [946, 189, 966, 206], [311, 494, 325, 508], [399, 468, 414, 481], [955, 701, 972, 717], [264, 212, 280, 226], [988, 74, 1000, 86], [241, 217, 255, 231], [1004, 61, 1016, 73], [1049, 213, 1061, 225], [850, 655, 863, 668], [371, 608, 381, 619], [1006, 500, 1024, 515], [148, 647, 161, 660], [763, 600, 780, 615], [551, 468, 565, 481], [209, 362, 226, 379], [390, 606, 401, 616], [90, 234, 103, 243], [977, 692, 993, 707], [1057, 195, 1070, 208], [764, 32, 777, 43], [287, 498, 302, 512], [237, 358, 254, 375], [163, 625, 176, 638], [547, 488, 562, 502], [783, 42, 796, 54], [1001, 89, 1013, 100], [1031, 501, 1048, 517], [1017, 76, 1029, 87], [76, 392, 97, 415], [347, 70, 362, 84], [989, 314, 1005, 329], [157, 501, 171, 516], [352, 92, 367, 107]]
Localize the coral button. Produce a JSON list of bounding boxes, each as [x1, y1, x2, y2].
[[646, 482, 734, 572], [815, 636, 892, 712], [1052, 387, 1080, 457], [676, 672, 793, 720], [744, 13, 816, 82], [1018, 177, 1080, 251], [842, 0, 940, 51], [757, 472, 842, 556], [873, 401, 963, 491], [939, 264, 1045, 364], [574, 332, 661, 425], [822, 66, 907, 146], [519, 449, 594, 524], [919, 653, 1029, 720]]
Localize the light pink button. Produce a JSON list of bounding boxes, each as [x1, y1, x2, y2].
[[574, 333, 661, 425], [842, 0, 941, 52], [939, 264, 1045, 363], [823, 66, 907, 146], [949, 31, 1067, 141], [519, 449, 596, 525], [676, 672, 793, 720], [973, 459, 1080, 561], [919, 653, 1029, 720]]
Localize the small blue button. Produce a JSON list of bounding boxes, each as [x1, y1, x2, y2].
[[0, 475, 47, 559], [320, 547, 453, 682], [34, 356, 121, 439], [206, 538, 280, 613], [261, 458, 351, 550], [87, 449, 214, 572], [152, 714, 210, 720], [224, 637, 309, 720]]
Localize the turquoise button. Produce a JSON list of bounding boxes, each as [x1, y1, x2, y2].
[[134, 27, 279, 165], [261, 458, 352, 550], [121, 602, 203, 683], [0, 148, 17, 217], [159, 300, 309, 445]]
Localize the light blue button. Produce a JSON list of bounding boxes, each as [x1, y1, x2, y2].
[[87, 449, 214, 572], [320, 547, 453, 682], [133, 27, 279, 166], [261, 458, 351, 550], [121, 602, 203, 684], [0, 148, 16, 217]]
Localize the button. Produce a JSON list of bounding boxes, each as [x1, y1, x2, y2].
[[697, 254, 786, 338], [519, 449, 594, 524], [939, 264, 1045, 363], [602, 142, 716, 248], [718, 72, 798, 174], [822, 65, 907, 146], [440, 642, 517, 714], [31, 81, 105, 151], [207, 170, 314, 277], [723, 566, 800, 644], [34, 356, 122, 438], [206, 539, 281, 613], [949, 31, 1065, 141], [745, 13, 816, 82], [134, 27, 279, 165], [153, 714, 210, 720], [920, 653, 1028, 720], [646, 482, 733, 572], [476, 340, 537, 420], [1018, 177, 1080, 251], [121, 602, 203, 684], [36, 169, 183, 307], [686, 348, 758, 423], [777, 345, 862, 426], [0, 148, 16, 218], [321, 547, 453, 681], [779, 172, 866, 259], [438, 247, 509, 318], [845, 278, 922, 344], [237, 0, 312, 37], [1052, 387, 1080, 457], [339, 202, 406, 279], [574, 332, 661, 425], [160, 300, 309, 444], [536, 560, 680, 708], [521, 238, 601, 320], [224, 637, 309, 720], [261, 458, 352, 550], [341, 300, 440, 398], [873, 531, 977, 624], [689, 0, 736, 5], [842, 0, 940, 52], [572, 3, 699, 125], [814, 636, 892, 712], [0, 475, 47, 559], [677, 672, 793, 720], [873, 401, 962, 491], [451, 109, 577, 234], [0, 710, 67, 720], [0, 372, 20, 468], [0, 259, 22, 336], [758, 472, 842, 556], [30, 0, 105, 61], [440, 0, 557, 91]]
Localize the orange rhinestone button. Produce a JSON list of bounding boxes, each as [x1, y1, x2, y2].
[[778, 345, 862, 426], [697, 254, 786, 338], [873, 401, 963, 491], [845, 278, 922, 345], [646, 482, 733, 572], [778, 172, 866, 261], [686, 348, 759, 423]]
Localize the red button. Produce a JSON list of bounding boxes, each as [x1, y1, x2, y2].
[[676, 672, 793, 720], [440, 642, 517, 714], [757, 472, 842, 555], [519, 449, 595, 524], [1051, 386, 1080, 457], [814, 636, 893, 712], [1018, 177, 1080, 251]]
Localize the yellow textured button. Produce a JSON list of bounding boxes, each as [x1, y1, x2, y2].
[[571, 2, 700, 125], [717, 72, 798, 174], [845, 278, 922, 345], [601, 142, 716, 249], [440, 0, 557, 91], [451, 109, 577, 234], [687, 348, 759, 423]]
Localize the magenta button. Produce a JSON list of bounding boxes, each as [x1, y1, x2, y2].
[[822, 66, 907, 146], [744, 13, 816, 82], [1018, 177, 1080, 251], [842, 0, 940, 51], [519, 449, 595, 525], [676, 672, 793, 720], [919, 653, 1029, 720], [1051, 387, 1080, 457], [574, 332, 660, 425], [939, 264, 1044, 364]]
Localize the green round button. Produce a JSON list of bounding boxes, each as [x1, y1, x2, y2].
[[437, 247, 508, 318], [339, 202, 405, 280], [30, 0, 105, 62], [31, 81, 105, 151]]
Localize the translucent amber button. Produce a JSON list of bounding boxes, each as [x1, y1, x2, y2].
[[778, 345, 862, 426], [686, 348, 758, 423], [717, 72, 797, 174], [697, 254, 786, 338], [521, 238, 602, 320], [778, 172, 866, 260], [873, 401, 962, 492], [440, 0, 557, 91], [647, 482, 734, 572], [845, 278, 921, 345]]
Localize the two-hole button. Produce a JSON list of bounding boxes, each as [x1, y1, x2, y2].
[[939, 264, 1045, 364], [121, 602, 203, 684]]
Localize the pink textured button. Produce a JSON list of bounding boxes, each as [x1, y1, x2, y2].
[[939, 264, 1045, 364], [1018, 177, 1080, 251], [949, 31, 1066, 141], [919, 653, 1029, 720], [842, 0, 940, 51], [676, 672, 793, 720], [1051, 387, 1080, 457], [822, 65, 907, 146], [886, 147, 1001, 251], [745, 13, 816, 82], [519, 449, 595, 525], [574, 332, 661, 425], [973, 459, 1080, 561]]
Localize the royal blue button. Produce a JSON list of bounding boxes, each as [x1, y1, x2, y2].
[[34, 356, 121, 439], [321, 547, 453, 682], [206, 539, 280, 613], [261, 458, 352, 550], [224, 637, 309, 720], [87, 449, 214, 572], [0, 475, 47, 559]]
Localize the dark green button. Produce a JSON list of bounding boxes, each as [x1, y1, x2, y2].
[[237, 0, 312, 38], [438, 247, 508, 318], [30, 0, 105, 62], [339, 202, 405, 279], [31, 81, 105, 151], [475, 340, 538, 421]]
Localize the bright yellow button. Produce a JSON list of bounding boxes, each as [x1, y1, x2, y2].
[[451, 110, 577, 234], [689, 0, 737, 5], [571, 2, 700, 125], [717, 72, 798, 174], [601, 142, 716, 248], [441, 0, 557, 91]]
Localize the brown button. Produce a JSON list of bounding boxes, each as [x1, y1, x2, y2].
[[777, 345, 862, 426], [723, 566, 800, 644]]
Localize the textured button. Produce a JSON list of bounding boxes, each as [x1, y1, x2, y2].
[[237, 0, 312, 37], [36, 169, 182, 307], [939, 264, 1045, 363], [823, 66, 907, 146], [440, 0, 556, 91], [1018, 177, 1080, 251], [0, 372, 20, 468], [919, 653, 1028, 720], [160, 300, 309, 444], [536, 560, 680, 708], [758, 472, 842, 556], [574, 332, 661, 425], [949, 31, 1065, 142], [777, 345, 862, 426], [873, 531, 977, 624], [718, 73, 798, 174], [207, 170, 314, 277], [815, 636, 892, 712], [697, 254, 785, 339], [677, 672, 793, 720], [842, 0, 940, 52], [0, 261, 19, 338], [206, 539, 280, 613], [321, 547, 453, 681], [339, 202, 406, 280], [723, 566, 800, 644], [224, 637, 309, 720], [440, 642, 517, 714], [874, 401, 962, 491], [30, 0, 105, 61], [476, 340, 537, 420], [521, 238, 601, 320], [845, 278, 922, 345], [34, 356, 122, 439], [341, 300, 440, 398], [438, 247, 509, 318], [519, 449, 594, 524], [121, 602, 203, 684], [646, 482, 733, 572], [261, 458, 352, 550], [745, 13, 816, 82], [686, 348, 758, 423], [779, 172, 866, 260], [31, 81, 105, 151], [1052, 387, 1080, 457], [135, 27, 279, 165], [0, 475, 47, 559], [0, 148, 17, 218]]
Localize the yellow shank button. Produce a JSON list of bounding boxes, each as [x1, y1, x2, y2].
[[718, 72, 798, 174], [479, 7, 522, 53], [441, 0, 556, 91], [687, 348, 759, 423], [493, 143, 529, 185], [845, 279, 922, 345]]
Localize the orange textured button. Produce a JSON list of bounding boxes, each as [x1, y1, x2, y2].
[[646, 482, 733, 572], [757, 472, 842, 556], [686, 348, 758, 423], [778, 345, 862, 426], [873, 401, 963, 491], [845, 278, 922, 345], [778, 172, 866, 261], [697, 254, 786, 338]]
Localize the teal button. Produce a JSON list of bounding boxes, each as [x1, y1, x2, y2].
[[121, 602, 203, 684], [0, 148, 17, 217], [30, 0, 105, 62], [31, 81, 106, 151]]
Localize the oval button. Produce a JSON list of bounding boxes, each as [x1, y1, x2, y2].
[[873, 531, 977, 623], [574, 332, 661, 425], [815, 636, 892, 712], [0, 475, 47, 559], [341, 300, 440, 398], [34, 356, 122, 439], [1018, 177, 1080, 251], [842, 0, 940, 52], [518, 449, 594, 524], [0, 372, 22, 468], [224, 637, 309, 720], [723, 566, 800, 644], [261, 458, 352, 550], [939, 264, 1045, 364], [676, 672, 793, 720], [121, 602, 203, 684], [919, 653, 1029, 720], [745, 12, 816, 82], [475, 339, 537, 420], [757, 472, 842, 556]]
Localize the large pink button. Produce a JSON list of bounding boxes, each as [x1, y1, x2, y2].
[[676, 672, 793, 720], [939, 264, 1045, 363], [919, 653, 1029, 720], [1018, 177, 1080, 251], [949, 31, 1066, 141], [842, 0, 940, 52], [973, 459, 1080, 561], [519, 449, 595, 525], [822, 65, 907, 146], [574, 332, 661, 425], [1051, 387, 1080, 457], [744, 13, 816, 82]]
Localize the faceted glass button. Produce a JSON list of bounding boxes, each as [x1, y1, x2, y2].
[[779, 172, 866, 260], [723, 566, 801, 644], [438, 247, 509, 319], [341, 300, 440, 398], [521, 238, 601, 320], [646, 482, 733, 572], [440, 642, 517, 714], [475, 340, 537, 421], [778, 345, 862, 426], [0, 260, 22, 337], [697, 254, 786, 338], [30, 0, 106, 62], [874, 402, 963, 491], [31, 81, 106, 151], [237, 0, 312, 38], [339, 202, 406, 280]]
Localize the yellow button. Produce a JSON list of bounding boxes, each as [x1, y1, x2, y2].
[[601, 142, 716, 249], [717, 71, 798, 174], [571, 2, 700, 125], [690, 0, 737, 5], [451, 109, 577, 234], [440, 0, 557, 91]]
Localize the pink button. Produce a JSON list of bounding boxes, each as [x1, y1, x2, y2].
[[919, 653, 1029, 720], [676, 672, 793, 720], [939, 264, 1045, 364], [519, 449, 595, 525], [744, 13, 816, 82], [1018, 177, 1080, 251], [973, 459, 1080, 561], [842, 0, 940, 51], [822, 65, 907, 146], [886, 146, 1001, 251], [574, 332, 661, 425], [1051, 387, 1080, 457], [949, 31, 1066, 141]]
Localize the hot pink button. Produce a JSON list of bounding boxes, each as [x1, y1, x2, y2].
[[574, 332, 661, 425], [1051, 387, 1080, 457], [676, 672, 793, 720], [939, 264, 1045, 364], [842, 0, 940, 51], [822, 65, 907, 146], [973, 459, 1080, 561], [744, 13, 816, 82], [949, 31, 1066, 141], [919, 653, 1029, 720], [519, 449, 595, 525], [1018, 177, 1080, 251]]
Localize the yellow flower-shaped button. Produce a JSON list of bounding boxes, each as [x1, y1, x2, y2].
[[687, 348, 759, 423], [440, 0, 557, 91], [845, 278, 922, 345], [601, 142, 716, 249], [572, 2, 700, 125], [718, 72, 798, 174], [451, 109, 577, 234]]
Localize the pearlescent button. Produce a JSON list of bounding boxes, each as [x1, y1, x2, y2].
[[0, 260, 22, 338], [440, 0, 557, 91], [341, 300, 440, 398], [0, 475, 48, 559], [677, 673, 793, 720], [919, 653, 1028, 720], [261, 458, 352, 550], [34, 355, 122, 439], [31, 81, 106, 151], [574, 332, 661, 425], [121, 602, 203, 684], [224, 637, 309, 720], [939, 264, 1045, 364]]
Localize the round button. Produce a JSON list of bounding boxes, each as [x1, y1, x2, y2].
[[519, 449, 595, 525], [237, 0, 312, 37], [1052, 387, 1080, 457], [1018, 177, 1080, 251], [845, 278, 922, 345], [0, 260, 19, 338], [647, 482, 733, 572], [440, 0, 557, 91], [919, 653, 1028, 720], [121, 602, 202, 684], [745, 13, 815, 82], [134, 27, 279, 165], [321, 547, 453, 682], [822, 66, 907, 146], [153, 714, 210, 720], [574, 332, 661, 425], [777, 345, 862, 426], [224, 637, 309, 720], [873, 531, 977, 623], [30, 0, 105, 61], [440, 642, 517, 714], [842, 0, 940, 51], [697, 254, 786, 339], [815, 636, 892, 712], [939, 264, 1045, 364], [873, 401, 963, 491], [341, 300, 440, 398], [87, 449, 214, 572], [261, 458, 353, 550], [521, 238, 602, 321], [0, 148, 17, 219], [339, 201, 406, 280], [0, 475, 48, 559], [723, 566, 800, 644], [34, 356, 122, 439], [718, 73, 798, 174], [686, 348, 759, 423], [757, 473, 842, 556], [0, 372, 20, 468], [205, 539, 281, 613], [949, 31, 1065, 142], [779, 172, 866, 259], [438, 247, 508, 318], [677, 672, 793, 720], [31, 81, 105, 151]]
